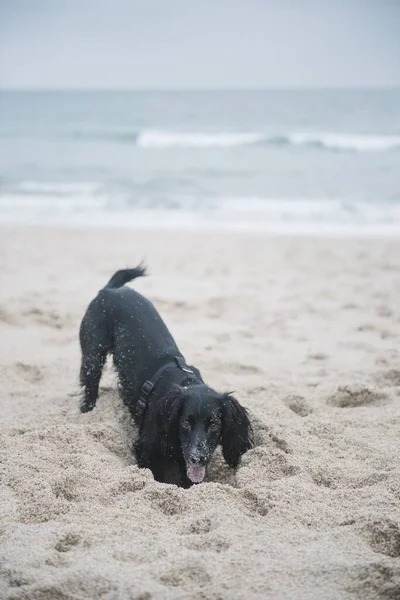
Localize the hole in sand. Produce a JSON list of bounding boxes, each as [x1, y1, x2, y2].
[[159, 564, 210, 588], [327, 385, 388, 408], [376, 369, 400, 387], [54, 533, 81, 553], [282, 394, 313, 417], [347, 563, 400, 600], [360, 518, 400, 558]]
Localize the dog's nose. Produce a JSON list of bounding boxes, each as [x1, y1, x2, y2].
[[189, 453, 207, 465]]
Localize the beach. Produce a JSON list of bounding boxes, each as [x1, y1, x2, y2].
[[1, 225, 399, 600]]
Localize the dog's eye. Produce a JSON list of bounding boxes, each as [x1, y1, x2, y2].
[[209, 422, 220, 431], [181, 420, 191, 430]]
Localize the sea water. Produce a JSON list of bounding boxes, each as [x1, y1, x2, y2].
[[1, 89, 399, 235]]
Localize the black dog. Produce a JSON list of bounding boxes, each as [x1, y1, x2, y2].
[[79, 267, 253, 488]]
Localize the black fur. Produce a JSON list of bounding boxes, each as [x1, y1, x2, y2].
[[79, 266, 253, 487]]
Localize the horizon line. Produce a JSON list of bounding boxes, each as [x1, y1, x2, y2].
[[1, 85, 400, 93]]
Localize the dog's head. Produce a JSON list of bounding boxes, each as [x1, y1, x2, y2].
[[162, 384, 253, 484]]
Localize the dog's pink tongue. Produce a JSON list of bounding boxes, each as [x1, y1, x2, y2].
[[187, 465, 206, 483]]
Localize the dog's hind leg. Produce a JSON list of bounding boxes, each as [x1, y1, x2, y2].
[[79, 298, 110, 412], [80, 351, 108, 412]]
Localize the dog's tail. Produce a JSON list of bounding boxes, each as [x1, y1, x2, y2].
[[103, 265, 147, 289]]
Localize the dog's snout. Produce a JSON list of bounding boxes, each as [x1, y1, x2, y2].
[[189, 452, 208, 465]]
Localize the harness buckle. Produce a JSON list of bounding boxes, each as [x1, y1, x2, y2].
[[175, 356, 194, 373], [141, 380, 154, 397], [137, 397, 147, 411]]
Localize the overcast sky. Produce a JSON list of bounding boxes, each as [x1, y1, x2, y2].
[[1, 0, 399, 89]]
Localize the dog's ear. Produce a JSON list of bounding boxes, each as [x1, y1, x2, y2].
[[162, 387, 185, 430], [220, 393, 253, 468], [159, 386, 185, 450], [137, 386, 185, 465]]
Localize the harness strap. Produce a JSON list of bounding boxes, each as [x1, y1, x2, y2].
[[136, 356, 195, 419]]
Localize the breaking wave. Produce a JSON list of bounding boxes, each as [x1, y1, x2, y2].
[[76, 128, 400, 152]]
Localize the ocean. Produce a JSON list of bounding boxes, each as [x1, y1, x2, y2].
[[1, 89, 399, 235]]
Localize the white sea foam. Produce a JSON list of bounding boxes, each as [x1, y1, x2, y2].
[[287, 132, 400, 152], [15, 181, 100, 196], [68, 125, 400, 153], [136, 130, 266, 148], [131, 129, 400, 152], [1, 184, 400, 236]]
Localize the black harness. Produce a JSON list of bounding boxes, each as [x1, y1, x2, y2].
[[136, 356, 196, 421]]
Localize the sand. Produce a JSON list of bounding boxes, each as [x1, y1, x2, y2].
[[0, 225, 399, 600]]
